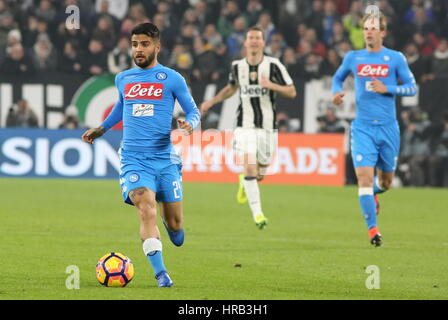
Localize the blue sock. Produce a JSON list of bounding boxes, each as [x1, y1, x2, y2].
[[146, 251, 167, 276], [359, 188, 377, 230], [373, 176, 386, 195]]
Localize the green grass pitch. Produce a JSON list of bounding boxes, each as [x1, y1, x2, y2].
[[1, 178, 447, 300]]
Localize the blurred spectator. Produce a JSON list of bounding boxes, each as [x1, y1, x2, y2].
[[328, 21, 348, 48], [319, 48, 341, 77], [217, 0, 242, 39], [153, 13, 176, 51], [404, 42, 429, 83], [281, 47, 297, 76], [322, 0, 340, 47], [211, 42, 230, 82], [34, 0, 56, 24], [426, 39, 448, 81], [31, 33, 58, 72], [257, 11, 275, 44], [0, 12, 18, 52], [108, 36, 132, 74], [83, 38, 107, 75], [93, 0, 121, 33], [203, 24, 223, 49], [428, 113, 448, 187], [58, 40, 82, 73], [194, 1, 211, 32], [246, 0, 263, 27], [91, 15, 117, 52], [335, 40, 352, 58], [55, 20, 88, 52], [173, 52, 193, 85], [317, 107, 345, 133], [303, 28, 325, 57], [6, 29, 22, 49], [181, 8, 200, 28], [22, 15, 39, 48], [404, 0, 435, 24], [399, 109, 431, 186], [6, 99, 39, 128], [413, 32, 438, 57], [342, 0, 363, 50], [277, 112, 291, 133], [192, 37, 217, 82], [127, 3, 149, 25], [226, 16, 247, 59], [175, 23, 198, 53], [95, 0, 129, 21], [297, 52, 322, 81], [306, 0, 325, 40], [265, 32, 285, 59], [0, 43, 35, 74]]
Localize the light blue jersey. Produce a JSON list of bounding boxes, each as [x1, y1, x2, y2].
[[333, 47, 417, 123], [101, 64, 201, 204], [332, 47, 417, 172]]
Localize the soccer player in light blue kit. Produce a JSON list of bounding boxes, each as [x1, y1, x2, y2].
[[332, 13, 417, 247], [82, 23, 200, 286]]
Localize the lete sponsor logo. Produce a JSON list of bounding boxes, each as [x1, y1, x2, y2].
[[124, 83, 164, 99], [357, 64, 389, 77]]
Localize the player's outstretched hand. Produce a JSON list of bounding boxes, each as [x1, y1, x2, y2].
[[332, 92, 345, 106], [371, 78, 388, 94], [82, 127, 105, 144], [200, 101, 213, 115], [178, 120, 193, 136]]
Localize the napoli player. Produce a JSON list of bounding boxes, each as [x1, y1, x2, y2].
[[332, 12, 417, 247], [82, 23, 200, 286]]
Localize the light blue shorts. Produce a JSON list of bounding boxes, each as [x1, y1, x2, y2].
[[119, 149, 183, 205]]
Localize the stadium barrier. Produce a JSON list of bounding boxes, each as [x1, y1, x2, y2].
[[0, 129, 345, 186]]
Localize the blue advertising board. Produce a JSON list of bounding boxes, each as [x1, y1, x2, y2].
[[0, 129, 122, 179]]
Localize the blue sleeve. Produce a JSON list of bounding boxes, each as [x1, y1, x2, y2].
[[172, 72, 201, 130], [332, 51, 353, 94], [386, 53, 418, 97], [101, 75, 123, 131]]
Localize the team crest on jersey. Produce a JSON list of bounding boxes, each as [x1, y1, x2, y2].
[[383, 55, 390, 62], [357, 64, 389, 77], [129, 174, 140, 183], [250, 71, 258, 82], [156, 72, 167, 80]]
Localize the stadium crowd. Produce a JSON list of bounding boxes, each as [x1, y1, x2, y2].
[[1, 0, 448, 186]]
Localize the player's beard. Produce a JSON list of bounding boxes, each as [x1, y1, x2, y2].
[[134, 51, 156, 68]]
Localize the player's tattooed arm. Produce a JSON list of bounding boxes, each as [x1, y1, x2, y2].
[[81, 126, 105, 144]]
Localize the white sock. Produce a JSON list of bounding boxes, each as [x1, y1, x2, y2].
[[243, 177, 263, 220], [142, 238, 162, 255]]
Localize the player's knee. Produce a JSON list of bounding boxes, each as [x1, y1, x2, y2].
[[358, 177, 374, 188], [167, 218, 183, 232], [381, 178, 392, 190]]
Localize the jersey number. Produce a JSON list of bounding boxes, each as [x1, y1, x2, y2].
[[173, 180, 181, 199]]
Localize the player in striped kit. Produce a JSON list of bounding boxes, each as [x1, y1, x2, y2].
[[332, 12, 417, 247], [200, 27, 296, 229]]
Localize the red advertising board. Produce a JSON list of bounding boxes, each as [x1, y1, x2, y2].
[[171, 131, 345, 186]]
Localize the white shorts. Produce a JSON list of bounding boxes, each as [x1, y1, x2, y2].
[[233, 128, 278, 166]]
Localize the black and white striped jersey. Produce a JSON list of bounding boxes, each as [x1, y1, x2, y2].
[[228, 55, 294, 130]]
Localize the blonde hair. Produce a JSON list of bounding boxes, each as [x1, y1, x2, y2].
[[361, 12, 387, 31]]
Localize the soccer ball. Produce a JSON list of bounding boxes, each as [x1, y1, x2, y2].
[[96, 252, 134, 287]]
